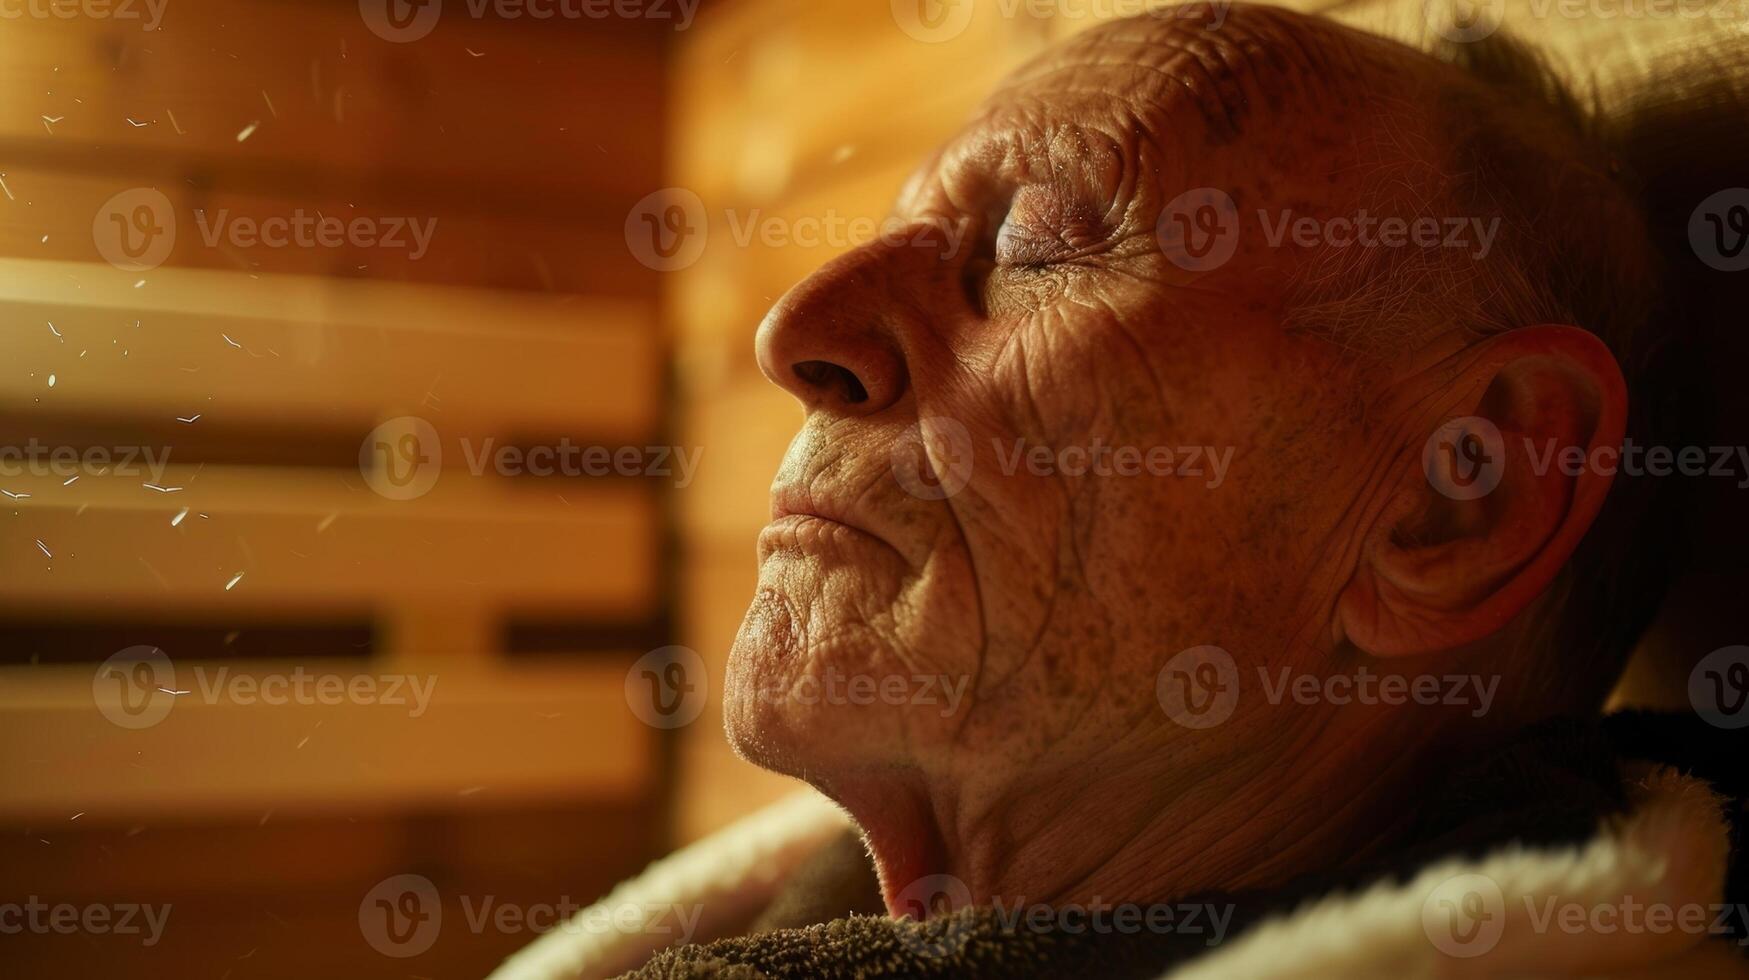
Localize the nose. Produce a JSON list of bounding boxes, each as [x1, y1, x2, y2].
[[754, 244, 913, 415]]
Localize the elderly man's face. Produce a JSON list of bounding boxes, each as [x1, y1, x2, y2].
[[725, 7, 1620, 885], [731, 12, 1373, 775]]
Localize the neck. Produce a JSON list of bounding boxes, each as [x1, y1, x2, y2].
[[825, 709, 1424, 916]]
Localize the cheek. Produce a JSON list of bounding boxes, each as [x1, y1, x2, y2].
[[931, 308, 1179, 682], [948, 296, 1290, 685]]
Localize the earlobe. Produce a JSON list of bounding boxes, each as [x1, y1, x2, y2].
[[1338, 325, 1628, 658]]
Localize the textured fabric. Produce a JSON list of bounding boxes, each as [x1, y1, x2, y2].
[[746, 826, 884, 935], [615, 714, 1748, 979], [489, 793, 853, 980]]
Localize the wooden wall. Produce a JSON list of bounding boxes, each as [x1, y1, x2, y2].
[[0, 2, 677, 977], [1, 0, 1735, 975]]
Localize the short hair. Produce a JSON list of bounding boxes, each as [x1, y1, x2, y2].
[[1290, 17, 1748, 712]]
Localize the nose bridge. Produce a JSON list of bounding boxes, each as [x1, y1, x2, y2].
[[756, 234, 946, 414]]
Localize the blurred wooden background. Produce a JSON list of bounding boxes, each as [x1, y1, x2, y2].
[[0, 0, 1733, 976], [1, 2, 672, 976]]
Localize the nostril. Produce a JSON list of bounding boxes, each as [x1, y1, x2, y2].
[[793, 360, 869, 405]]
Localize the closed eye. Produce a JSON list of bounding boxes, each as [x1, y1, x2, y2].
[[994, 185, 1112, 268]]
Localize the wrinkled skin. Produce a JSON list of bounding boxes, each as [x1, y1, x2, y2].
[[726, 4, 1625, 912]]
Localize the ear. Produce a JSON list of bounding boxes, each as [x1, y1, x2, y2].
[[1338, 325, 1628, 658]]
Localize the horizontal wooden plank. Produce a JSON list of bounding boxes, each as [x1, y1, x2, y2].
[[0, 803, 658, 980], [0, 258, 663, 443], [0, 0, 667, 209], [0, 658, 654, 819], [0, 465, 659, 614], [0, 169, 661, 294]]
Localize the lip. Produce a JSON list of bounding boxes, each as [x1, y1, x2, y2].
[[770, 484, 863, 529], [763, 484, 896, 555]]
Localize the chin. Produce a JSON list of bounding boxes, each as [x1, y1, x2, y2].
[[723, 586, 919, 780]]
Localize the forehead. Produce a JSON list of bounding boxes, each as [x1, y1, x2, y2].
[[990, 8, 1312, 142], [907, 8, 1425, 204]]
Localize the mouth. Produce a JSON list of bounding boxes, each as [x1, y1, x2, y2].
[[761, 484, 898, 560]]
